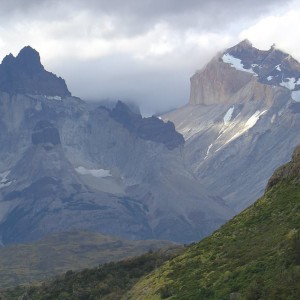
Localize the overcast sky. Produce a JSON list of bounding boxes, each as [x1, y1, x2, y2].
[[0, 0, 299, 115]]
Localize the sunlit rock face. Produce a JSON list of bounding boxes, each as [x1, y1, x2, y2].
[[164, 40, 300, 211]]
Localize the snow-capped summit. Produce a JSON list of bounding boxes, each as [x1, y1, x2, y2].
[[189, 40, 300, 106], [222, 40, 300, 100]]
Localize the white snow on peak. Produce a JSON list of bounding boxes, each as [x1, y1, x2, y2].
[[223, 106, 235, 125], [280, 77, 298, 90], [45, 96, 62, 101], [275, 64, 281, 71], [75, 166, 111, 178], [291, 90, 300, 102], [267, 76, 273, 81], [222, 53, 256, 75], [0, 170, 12, 189]]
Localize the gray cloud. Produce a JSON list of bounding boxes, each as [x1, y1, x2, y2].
[[0, 0, 297, 115], [0, 0, 290, 34]]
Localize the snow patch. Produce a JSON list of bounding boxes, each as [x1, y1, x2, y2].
[[0, 170, 12, 189], [221, 110, 267, 148], [275, 64, 281, 71], [45, 96, 62, 101], [222, 53, 256, 74], [271, 114, 276, 124], [75, 166, 111, 178], [280, 78, 298, 90], [267, 76, 273, 81], [204, 144, 213, 160], [291, 90, 300, 102], [223, 106, 235, 125], [245, 110, 267, 129]]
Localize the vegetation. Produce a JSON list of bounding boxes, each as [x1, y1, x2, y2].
[[0, 230, 174, 289], [3, 147, 300, 299], [128, 148, 300, 299], [1, 247, 182, 299]]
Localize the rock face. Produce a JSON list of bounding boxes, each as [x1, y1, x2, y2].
[[110, 101, 184, 150], [0, 47, 232, 245], [31, 120, 61, 147], [164, 40, 300, 211], [0, 46, 70, 97]]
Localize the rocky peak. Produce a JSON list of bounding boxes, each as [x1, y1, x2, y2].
[[110, 101, 184, 150], [222, 41, 300, 95], [189, 40, 300, 105], [15, 46, 44, 74], [0, 46, 71, 97]]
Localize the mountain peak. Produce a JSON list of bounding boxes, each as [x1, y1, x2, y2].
[[0, 46, 71, 97], [189, 39, 300, 105], [16, 46, 44, 74], [235, 39, 253, 49]]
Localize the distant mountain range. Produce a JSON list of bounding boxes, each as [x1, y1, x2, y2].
[[0, 40, 299, 247], [0, 46, 231, 245]]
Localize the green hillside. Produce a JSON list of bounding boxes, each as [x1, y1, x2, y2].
[[1, 247, 182, 300], [0, 231, 174, 289], [128, 147, 300, 299], [2, 147, 300, 300]]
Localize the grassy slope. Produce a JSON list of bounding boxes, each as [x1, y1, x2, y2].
[[3, 148, 300, 299], [1, 247, 182, 300], [129, 149, 300, 300], [0, 230, 173, 289]]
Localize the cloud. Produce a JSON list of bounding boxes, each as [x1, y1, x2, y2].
[[0, 0, 298, 115], [240, 0, 300, 61]]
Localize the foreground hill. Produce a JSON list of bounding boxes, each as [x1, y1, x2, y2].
[[5, 147, 300, 299], [128, 146, 300, 299], [0, 231, 174, 289]]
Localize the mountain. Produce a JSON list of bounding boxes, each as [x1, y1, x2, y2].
[[0, 46, 232, 245], [0, 230, 175, 289], [0, 46, 70, 97], [7, 146, 300, 300], [163, 40, 300, 211]]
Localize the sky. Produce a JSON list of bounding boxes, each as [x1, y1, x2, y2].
[[0, 0, 300, 115]]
